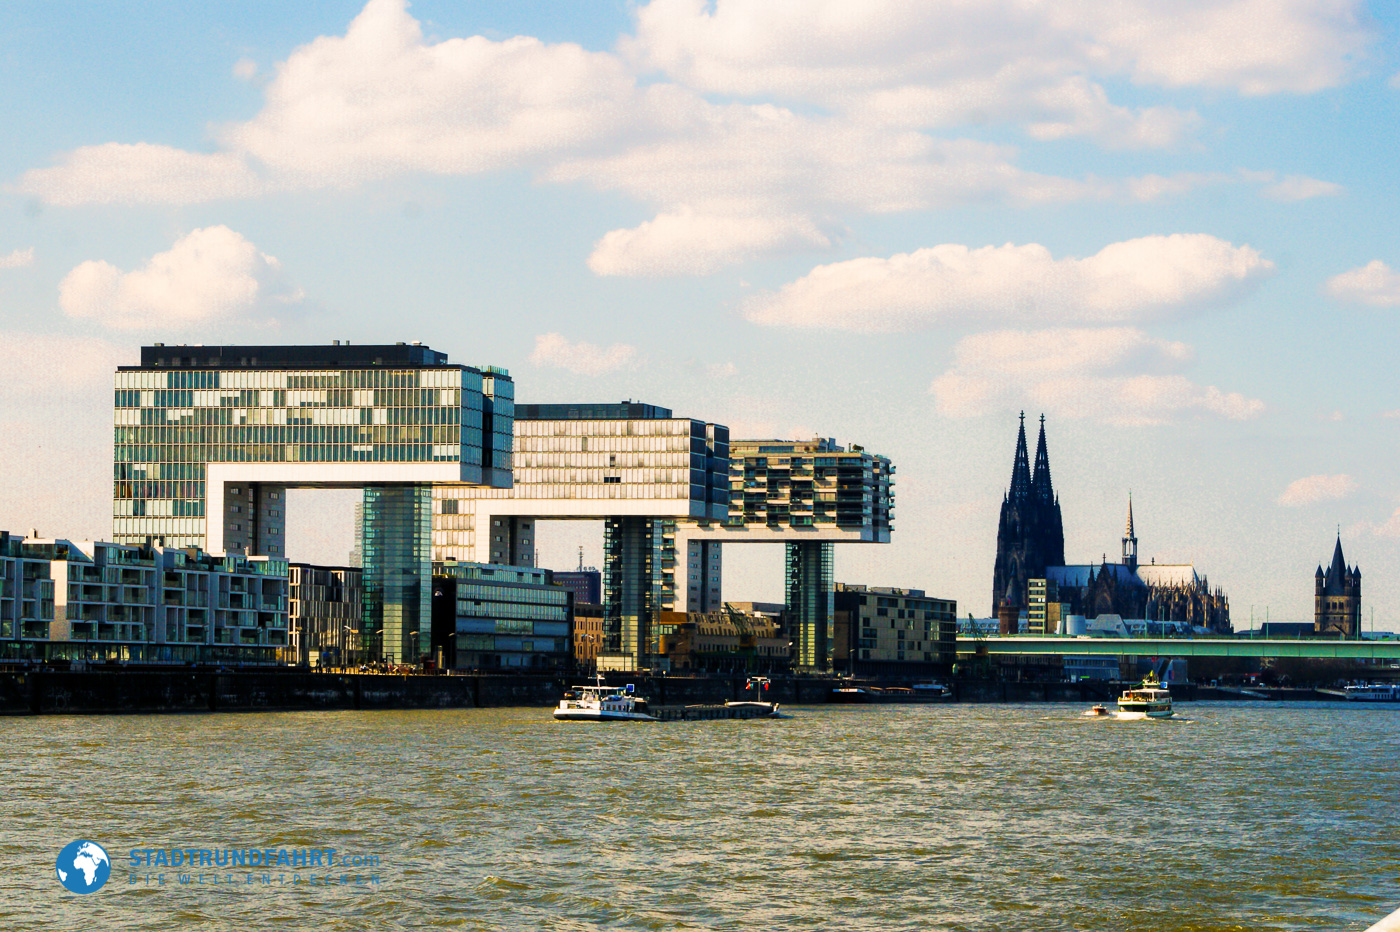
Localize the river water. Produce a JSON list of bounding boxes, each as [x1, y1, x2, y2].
[[2, 701, 1397, 931]]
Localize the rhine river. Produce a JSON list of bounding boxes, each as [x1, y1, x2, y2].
[[2, 701, 1397, 931]]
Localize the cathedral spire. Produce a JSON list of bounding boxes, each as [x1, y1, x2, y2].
[[1330, 532, 1347, 583], [1009, 411, 1031, 502], [1122, 492, 1138, 570], [1031, 413, 1054, 504]]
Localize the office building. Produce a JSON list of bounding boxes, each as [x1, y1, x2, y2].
[[287, 563, 363, 667], [553, 568, 602, 606], [112, 342, 512, 662], [704, 438, 895, 670], [432, 401, 730, 670], [832, 583, 957, 675], [430, 561, 572, 670]]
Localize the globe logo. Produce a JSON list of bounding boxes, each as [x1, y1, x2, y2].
[[55, 840, 111, 894]]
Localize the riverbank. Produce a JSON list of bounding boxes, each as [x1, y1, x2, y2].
[[0, 669, 1351, 715]]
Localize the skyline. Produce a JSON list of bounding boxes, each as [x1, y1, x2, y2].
[[2, 0, 1399, 624]]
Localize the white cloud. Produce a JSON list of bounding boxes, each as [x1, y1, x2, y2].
[[14, 0, 1267, 277], [530, 333, 638, 376], [625, 0, 1370, 124], [58, 226, 303, 330], [0, 247, 34, 269], [1278, 474, 1357, 506], [17, 143, 263, 206], [1327, 260, 1400, 306], [929, 327, 1265, 425], [1259, 174, 1343, 201], [746, 234, 1272, 332], [588, 208, 830, 277], [222, 0, 648, 187], [233, 58, 258, 81]]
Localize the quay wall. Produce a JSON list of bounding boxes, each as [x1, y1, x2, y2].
[[0, 670, 1339, 716]]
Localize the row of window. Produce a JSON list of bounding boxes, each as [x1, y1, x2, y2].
[[116, 367, 481, 391]]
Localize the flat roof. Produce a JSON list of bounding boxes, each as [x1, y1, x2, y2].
[[121, 343, 482, 371], [515, 402, 674, 420]]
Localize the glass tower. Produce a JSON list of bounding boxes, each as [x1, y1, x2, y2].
[[113, 343, 510, 662]]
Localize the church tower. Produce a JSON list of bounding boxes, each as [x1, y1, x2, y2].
[[1122, 494, 1138, 571], [991, 413, 1065, 615], [1315, 533, 1361, 636]]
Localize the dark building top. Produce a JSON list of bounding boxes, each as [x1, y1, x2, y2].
[[553, 569, 602, 605], [515, 402, 673, 420], [992, 412, 1064, 614], [125, 342, 459, 371]]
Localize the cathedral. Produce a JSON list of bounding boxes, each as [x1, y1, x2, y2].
[[991, 413, 1063, 616], [992, 414, 1232, 634], [1314, 535, 1361, 637]]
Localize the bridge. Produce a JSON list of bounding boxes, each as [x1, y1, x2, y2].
[[959, 636, 1400, 660]]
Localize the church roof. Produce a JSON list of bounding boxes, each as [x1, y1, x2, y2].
[[1134, 564, 1200, 587], [1045, 562, 1199, 589], [1124, 495, 1135, 539]]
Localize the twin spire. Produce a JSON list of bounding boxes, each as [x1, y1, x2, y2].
[[1009, 412, 1055, 505]]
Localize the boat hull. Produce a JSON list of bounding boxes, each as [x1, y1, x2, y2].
[[552, 708, 656, 722], [724, 700, 781, 716]]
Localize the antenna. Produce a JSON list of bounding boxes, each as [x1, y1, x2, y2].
[[577, 545, 584, 572]]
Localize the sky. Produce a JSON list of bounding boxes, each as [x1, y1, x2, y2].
[[1, 0, 1398, 627]]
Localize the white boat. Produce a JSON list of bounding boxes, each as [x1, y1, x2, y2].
[[725, 676, 785, 717], [1344, 684, 1400, 702], [1116, 673, 1174, 719], [553, 679, 657, 722]]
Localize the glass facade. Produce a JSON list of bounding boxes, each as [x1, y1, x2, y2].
[[431, 561, 571, 670], [114, 364, 486, 550], [602, 516, 675, 667], [362, 486, 433, 664], [786, 541, 833, 671], [112, 344, 511, 663]]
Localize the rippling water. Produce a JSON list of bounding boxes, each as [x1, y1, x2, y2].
[[3, 701, 1398, 930]]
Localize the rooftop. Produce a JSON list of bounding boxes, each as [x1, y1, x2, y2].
[[124, 342, 464, 371], [514, 402, 674, 420]]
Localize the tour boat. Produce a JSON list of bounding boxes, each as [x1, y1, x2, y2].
[[725, 676, 785, 717], [1344, 684, 1400, 702], [1116, 673, 1174, 719], [911, 682, 952, 701], [553, 679, 657, 722]]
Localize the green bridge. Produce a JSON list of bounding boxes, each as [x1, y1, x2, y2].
[[958, 636, 1400, 660]]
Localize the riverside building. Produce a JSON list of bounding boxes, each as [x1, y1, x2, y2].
[[832, 583, 957, 675], [432, 403, 896, 672], [0, 531, 286, 663], [112, 343, 512, 662], [429, 562, 572, 670], [287, 563, 363, 667]]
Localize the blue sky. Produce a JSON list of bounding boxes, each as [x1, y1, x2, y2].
[[2, 0, 1398, 626]]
